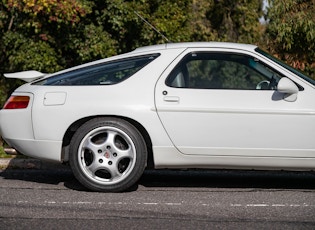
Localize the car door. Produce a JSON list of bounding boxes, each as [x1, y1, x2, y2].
[[155, 48, 315, 158]]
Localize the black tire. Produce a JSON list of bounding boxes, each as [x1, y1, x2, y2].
[[69, 117, 147, 192]]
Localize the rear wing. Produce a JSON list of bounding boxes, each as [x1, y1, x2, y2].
[[4, 70, 46, 83]]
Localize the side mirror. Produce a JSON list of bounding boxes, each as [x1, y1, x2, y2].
[[277, 77, 299, 102]]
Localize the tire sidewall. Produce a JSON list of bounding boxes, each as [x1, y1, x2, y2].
[[69, 117, 147, 192]]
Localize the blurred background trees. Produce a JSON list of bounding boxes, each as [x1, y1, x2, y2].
[[0, 0, 314, 106], [265, 0, 315, 78]]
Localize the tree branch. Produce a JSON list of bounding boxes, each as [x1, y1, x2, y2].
[[8, 16, 14, 31]]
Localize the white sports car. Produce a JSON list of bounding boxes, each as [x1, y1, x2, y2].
[[1, 42, 315, 192]]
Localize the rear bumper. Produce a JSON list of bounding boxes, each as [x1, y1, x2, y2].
[[0, 107, 63, 162], [0, 92, 34, 139], [0, 92, 64, 161], [2, 137, 63, 162]]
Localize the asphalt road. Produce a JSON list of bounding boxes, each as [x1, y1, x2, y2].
[[0, 168, 315, 229]]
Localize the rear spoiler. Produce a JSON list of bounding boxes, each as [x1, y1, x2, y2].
[[4, 70, 46, 83]]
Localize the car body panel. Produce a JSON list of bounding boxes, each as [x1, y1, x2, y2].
[[155, 47, 315, 159], [0, 92, 35, 142], [4, 70, 46, 82], [1, 42, 315, 170], [0, 47, 186, 161], [153, 147, 315, 170]]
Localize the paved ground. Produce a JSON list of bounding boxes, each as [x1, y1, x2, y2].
[[1, 167, 315, 229], [0, 157, 68, 170]]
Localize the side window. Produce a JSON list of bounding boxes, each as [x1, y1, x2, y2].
[[34, 54, 160, 86], [166, 52, 282, 90]]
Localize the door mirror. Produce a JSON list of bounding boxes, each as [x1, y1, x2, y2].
[[277, 77, 299, 102]]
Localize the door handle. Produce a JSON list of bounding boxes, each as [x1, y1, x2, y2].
[[163, 96, 180, 102]]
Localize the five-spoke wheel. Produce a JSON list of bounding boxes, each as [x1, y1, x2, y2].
[[69, 118, 147, 192]]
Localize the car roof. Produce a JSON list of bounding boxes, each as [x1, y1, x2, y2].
[[132, 42, 258, 53], [38, 42, 259, 79]]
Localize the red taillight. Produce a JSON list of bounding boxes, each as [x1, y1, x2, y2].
[[3, 96, 30, 109]]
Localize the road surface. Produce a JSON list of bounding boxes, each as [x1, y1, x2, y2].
[[0, 168, 315, 229]]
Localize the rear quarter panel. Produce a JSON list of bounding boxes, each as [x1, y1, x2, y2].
[[30, 48, 185, 150]]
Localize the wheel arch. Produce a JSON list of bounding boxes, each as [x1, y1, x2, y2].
[[61, 115, 154, 169]]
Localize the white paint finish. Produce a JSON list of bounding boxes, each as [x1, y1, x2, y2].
[[30, 48, 183, 143], [43, 92, 67, 106], [1, 138, 62, 161], [0, 42, 315, 170], [155, 47, 315, 159], [0, 92, 34, 141], [277, 77, 299, 102], [4, 70, 46, 82], [152, 147, 315, 170]]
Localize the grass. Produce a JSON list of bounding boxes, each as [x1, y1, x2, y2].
[[0, 146, 27, 158], [0, 145, 13, 158], [0, 138, 11, 158], [0, 139, 28, 158]]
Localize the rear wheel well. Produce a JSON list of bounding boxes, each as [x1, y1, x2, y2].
[[62, 116, 154, 169]]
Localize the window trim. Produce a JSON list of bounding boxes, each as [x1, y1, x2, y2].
[[33, 53, 160, 86], [256, 48, 315, 86], [165, 51, 303, 91]]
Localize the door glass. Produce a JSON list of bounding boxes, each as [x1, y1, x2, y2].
[[166, 52, 282, 90]]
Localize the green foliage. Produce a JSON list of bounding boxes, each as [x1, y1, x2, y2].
[[4, 32, 62, 72], [0, 0, 314, 110], [0, 0, 116, 106], [5, 0, 91, 26], [144, 0, 191, 43], [265, 0, 315, 78], [68, 24, 117, 64], [206, 0, 264, 43], [0, 145, 7, 158], [0, 138, 8, 158], [94, 0, 191, 52], [189, 0, 216, 41], [79, 24, 117, 62]]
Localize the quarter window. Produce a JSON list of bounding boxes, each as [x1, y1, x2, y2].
[[34, 54, 160, 86], [166, 52, 282, 90]]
